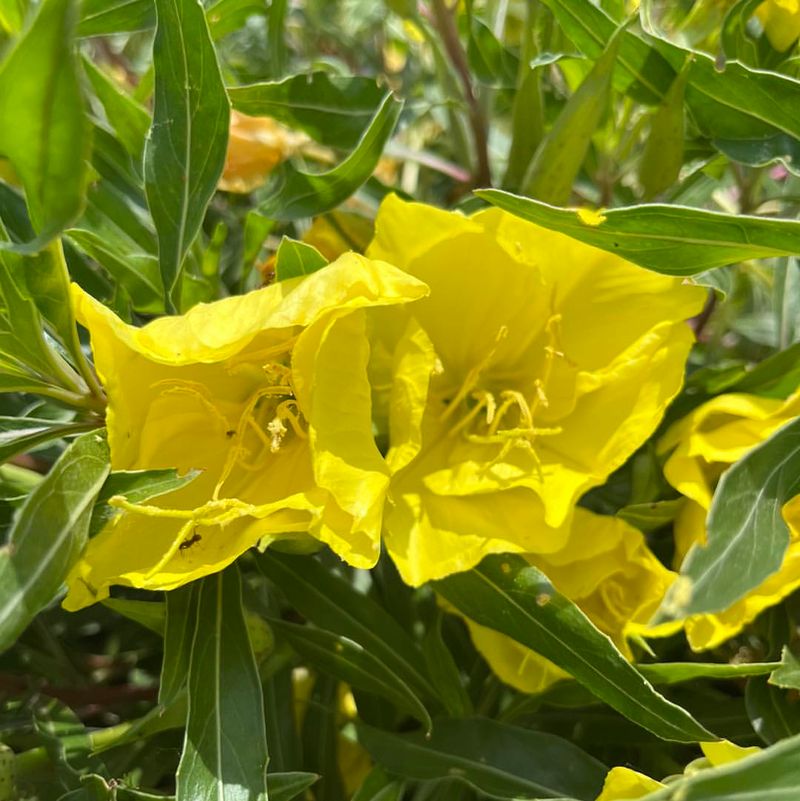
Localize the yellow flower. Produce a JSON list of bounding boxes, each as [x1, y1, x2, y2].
[[218, 111, 306, 193], [756, 0, 800, 51], [367, 195, 705, 586], [594, 741, 760, 800], [63, 254, 427, 610], [659, 389, 800, 650], [459, 509, 676, 694]]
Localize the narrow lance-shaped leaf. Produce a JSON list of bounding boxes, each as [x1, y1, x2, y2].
[[78, 0, 154, 36], [358, 718, 607, 801], [538, 0, 800, 162], [258, 93, 403, 221], [269, 618, 432, 731], [477, 190, 800, 275], [745, 677, 800, 744], [144, 0, 230, 310], [0, 431, 110, 653], [160, 583, 199, 706], [656, 418, 800, 622], [0, 0, 90, 249], [82, 55, 151, 162], [0, 417, 97, 466], [522, 25, 621, 204], [639, 59, 690, 200], [436, 555, 714, 743], [258, 552, 437, 705], [228, 72, 387, 149], [175, 566, 269, 801]]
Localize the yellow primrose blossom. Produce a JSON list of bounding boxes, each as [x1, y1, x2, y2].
[[219, 111, 306, 193], [595, 741, 760, 800], [756, 0, 800, 51], [367, 195, 705, 586], [659, 388, 800, 650], [63, 255, 427, 610], [459, 509, 676, 693]]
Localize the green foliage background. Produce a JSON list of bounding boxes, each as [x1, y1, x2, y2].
[[2, 0, 800, 798]]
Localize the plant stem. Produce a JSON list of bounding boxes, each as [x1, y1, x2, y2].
[[430, 0, 492, 187]]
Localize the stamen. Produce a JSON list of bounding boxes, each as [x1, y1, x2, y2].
[[275, 400, 308, 440], [151, 379, 232, 432], [448, 391, 495, 437], [440, 326, 508, 422]]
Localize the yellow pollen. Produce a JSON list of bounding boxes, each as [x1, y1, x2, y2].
[[267, 416, 288, 452]]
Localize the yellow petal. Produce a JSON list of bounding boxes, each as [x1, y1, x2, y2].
[[756, 0, 800, 51], [293, 310, 389, 568], [594, 767, 664, 801], [700, 740, 760, 766], [219, 111, 305, 194], [384, 480, 569, 587]]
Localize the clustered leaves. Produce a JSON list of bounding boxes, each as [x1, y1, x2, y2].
[[3, 0, 800, 800]]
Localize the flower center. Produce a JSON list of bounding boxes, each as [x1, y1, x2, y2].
[[215, 360, 308, 496], [440, 314, 567, 473]]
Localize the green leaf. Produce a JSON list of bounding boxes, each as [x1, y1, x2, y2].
[[477, 190, 800, 275], [467, 17, 518, 87], [82, 56, 151, 162], [67, 229, 163, 313], [0, 233, 83, 397], [641, 661, 779, 685], [175, 566, 269, 800], [358, 718, 607, 801], [144, 0, 230, 310], [160, 583, 198, 706], [206, 0, 268, 40], [270, 618, 433, 731], [258, 552, 436, 705], [78, 0, 154, 36], [436, 555, 714, 743], [267, 0, 287, 80], [300, 675, 343, 801], [257, 93, 402, 221], [658, 417, 800, 621], [639, 732, 800, 800], [268, 773, 320, 801], [0, 417, 95, 465], [101, 597, 166, 635], [0, 431, 109, 653], [746, 677, 800, 744], [228, 72, 387, 150], [351, 768, 403, 801], [274, 237, 328, 282], [263, 666, 301, 772], [639, 61, 690, 200], [522, 26, 621, 204], [0, 0, 90, 244], [421, 611, 473, 718], [617, 499, 683, 533], [540, 0, 800, 154], [769, 646, 800, 690]]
